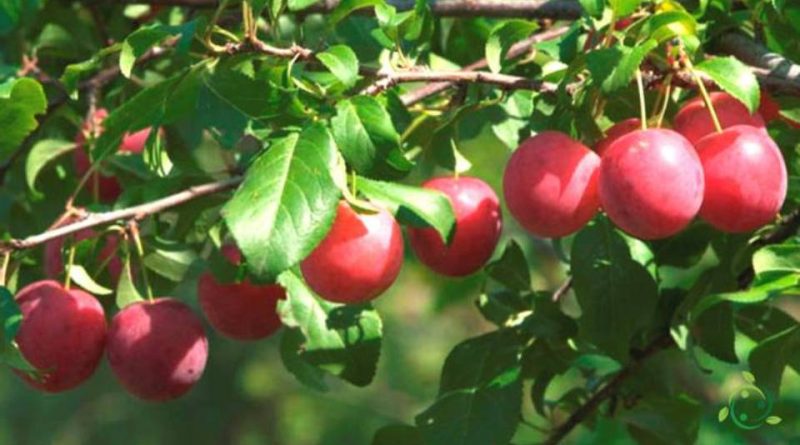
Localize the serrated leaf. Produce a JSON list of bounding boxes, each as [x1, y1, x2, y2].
[[143, 245, 198, 282], [223, 124, 340, 281], [571, 218, 659, 362], [116, 255, 144, 309], [0, 78, 46, 163], [316, 45, 360, 88], [753, 244, 800, 277], [120, 20, 200, 78], [695, 56, 760, 114], [68, 265, 114, 296], [279, 328, 329, 391], [277, 270, 382, 386], [586, 40, 657, 93], [25, 139, 75, 192], [331, 96, 410, 178], [416, 330, 522, 445], [485, 240, 530, 291], [356, 176, 455, 242], [690, 273, 800, 319], [485, 20, 539, 73]]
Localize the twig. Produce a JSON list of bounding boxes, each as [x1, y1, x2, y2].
[[551, 277, 572, 302], [399, 26, 569, 105], [0, 177, 241, 252], [364, 70, 556, 96]]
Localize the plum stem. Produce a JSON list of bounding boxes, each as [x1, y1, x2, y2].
[[635, 68, 647, 130], [0, 251, 10, 287], [656, 75, 672, 128], [64, 244, 76, 290], [683, 56, 723, 133], [129, 222, 154, 301]]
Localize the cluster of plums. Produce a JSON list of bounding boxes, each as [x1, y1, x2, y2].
[[10, 90, 789, 401], [504, 91, 788, 239]]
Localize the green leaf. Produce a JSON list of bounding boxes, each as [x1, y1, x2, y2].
[[0, 287, 22, 341], [68, 265, 114, 296], [277, 270, 382, 386], [693, 302, 737, 363], [586, 40, 658, 93], [142, 245, 198, 282], [59, 44, 121, 95], [223, 124, 340, 281], [356, 176, 455, 242], [643, 10, 697, 43], [695, 56, 760, 114], [485, 240, 530, 291], [416, 330, 522, 445], [579, 0, 604, 18], [0, 78, 46, 163], [690, 273, 800, 319], [571, 218, 659, 362], [749, 326, 800, 397], [279, 328, 329, 392], [753, 244, 800, 277], [477, 290, 532, 327], [120, 20, 200, 78], [620, 395, 702, 444], [328, 0, 383, 25], [485, 20, 539, 73], [287, 0, 318, 11], [316, 45, 360, 88], [609, 0, 642, 17], [116, 255, 144, 309], [331, 96, 410, 178], [25, 139, 75, 192]]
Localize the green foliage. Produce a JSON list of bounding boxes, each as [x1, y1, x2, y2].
[[2, 1, 800, 444], [223, 124, 341, 281]]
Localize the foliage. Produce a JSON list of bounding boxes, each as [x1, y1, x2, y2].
[[0, 0, 800, 444]]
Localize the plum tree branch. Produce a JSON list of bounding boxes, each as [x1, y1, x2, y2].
[[364, 70, 557, 96], [0, 177, 242, 253]]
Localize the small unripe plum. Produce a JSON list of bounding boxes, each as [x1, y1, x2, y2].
[[696, 125, 787, 232], [301, 202, 403, 304], [43, 219, 122, 285], [673, 92, 765, 145], [107, 298, 208, 401], [73, 108, 153, 202], [408, 176, 502, 277], [198, 245, 285, 340], [595, 118, 641, 156], [503, 131, 601, 238], [14, 280, 106, 392], [599, 129, 704, 239]]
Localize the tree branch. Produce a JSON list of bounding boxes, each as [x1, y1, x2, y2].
[[364, 70, 557, 96], [0, 177, 241, 252], [714, 32, 800, 94], [399, 26, 569, 105]]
